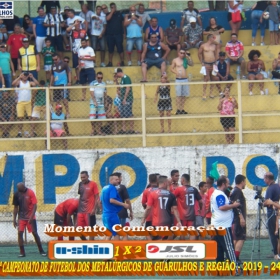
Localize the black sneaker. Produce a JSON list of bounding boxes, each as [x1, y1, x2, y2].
[[16, 132, 22, 138], [75, 81, 80, 85], [120, 61, 125, 66], [106, 62, 113, 67], [40, 251, 47, 256], [181, 110, 188, 114], [175, 110, 181, 115], [18, 254, 26, 257]]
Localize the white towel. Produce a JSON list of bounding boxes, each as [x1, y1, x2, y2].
[[200, 66, 206, 75]]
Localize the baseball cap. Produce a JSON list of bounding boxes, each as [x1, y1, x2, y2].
[[22, 37, 29, 42], [219, 51, 226, 56], [114, 68, 123, 74], [189, 17, 196, 23], [0, 44, 6, 48], [64, 6, 70, 10], [170, 19, 176, 26], [55, 104, 62, 110]]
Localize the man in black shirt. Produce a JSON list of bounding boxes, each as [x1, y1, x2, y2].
[[0, 90, 15, 138], [230, 174, 247, 263], [263, 172, 280, 260], [106, 2, 124, 67], [40, 1, 61, 13]]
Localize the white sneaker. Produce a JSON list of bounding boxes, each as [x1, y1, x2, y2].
[[128, 61, 132, 66], [137, 60, 141, 66], [100, 62, 106, 67], [260, 42, 265, 46], [260, 90, 265, 95], [249, 91, 253, 96], [251, 42, 256, 46]]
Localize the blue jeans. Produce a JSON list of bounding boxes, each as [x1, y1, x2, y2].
[[126, 37, 143, 52], [251, 10, 266, 37], [3, 73, 12, 88]]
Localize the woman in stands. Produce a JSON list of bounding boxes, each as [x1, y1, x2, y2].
[[22, 15, 35, 41], [247, 50, 265, 95], [272, 52, 280, 94], [218, 87, 238, 144], [228, 1, 243, 35]]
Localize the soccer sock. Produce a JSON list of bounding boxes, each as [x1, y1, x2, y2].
[[58, 236, 63, 241], [69, 237, 74, 241], [33, 233, 44, 252], [235, 251, 240, 259], [20, 246, 25, 255]]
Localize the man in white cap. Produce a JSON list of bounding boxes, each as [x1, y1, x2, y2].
[[181, 17, 202, 50]]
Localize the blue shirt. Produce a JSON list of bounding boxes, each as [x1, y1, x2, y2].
[[0, 52, 11, 74], [101, 184, 123, 215], [265, 183, 280, 216], [33, 16, 47, 37]]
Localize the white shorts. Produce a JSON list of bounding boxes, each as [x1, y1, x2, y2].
[[44, 65, 52, 71], [176, 78, 190, 97], [32, 106, 46, 119], [36, 36, 46, 53]]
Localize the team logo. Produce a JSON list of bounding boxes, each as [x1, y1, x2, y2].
[[0, 2, 13, 19]]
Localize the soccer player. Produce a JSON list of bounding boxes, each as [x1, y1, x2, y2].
[[195, 181, 207, 230], [13, 182, 46, 257], [142, 175, 181, 240], [205, 176, 215, 225], [174, 174, 202, 240], [54, 198, 79, 240], [169, 169, 180, 193], [77, 171, 99, 240], [101, 174, 129, 240]]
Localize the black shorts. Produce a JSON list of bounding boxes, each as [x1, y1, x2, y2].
[[48, 35, 64, 52], [79, 68, 95, 85], [158, 99, 172, 111], [53, 85, 69, 102], [167, 44, 178, 50], [220, 117, 235, 129], [107, 34, 123, 54], [232, 223, 246, 241], [145, 221, 152, 228], [206, 217, 211, 225], [54, 211, 64, 226], [219, 74, 234, 81], [12, 58, 18, 71], [72, 53, 79, 69]]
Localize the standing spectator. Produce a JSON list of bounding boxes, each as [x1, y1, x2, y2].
[[91, 6, 107, 67], [247, 50, 265, 95], [22, 15, 35, 41], [0, 90, 15, 138], [13, 182, 47, 257], [61, 6, 71, 51], [141, 34, 170, 82], [0, 44, 15, 88], [79, 0, 97, 12], [18, 38, 40, 80], [130, 3, 151, 31], [33, 7, 47, 53], [40, 1, 60, 14], [263, 172, 280, 260], [101, 174, 129, 240], [12, 72, 39, 138], [101, 4, 108, 20], [170, 49, 193, 114], [251, 1, 268, 46], [263, 1, 280, 45], [210, 176, 240, 273], [154, 74, 172, 133], [79, 4, 94, 36], [0, 68, 5, 88], [0, 19, 8, 43], [41, 38, 55, 82], [145, 17, 164, 42], [77, 171, 99, 240], [214, 51, 234, 95], [4, 15, 20, 35], [181, 0, 202, 28], [195, 181, 207, 229], [115, 68, 134, 134], [228, 0, 243, 35], [7, 24, 26, 73], [230, 174, 247, 265], [217, 87, 238, 144], [43, 6, 65, 58], [50, 54, 71, 117], [165, 19, 183, 54], [182, 17, 203, 50], [205, 176, 215, 225], [89, 72, 107, 135], [169, 169, 180, 193], [67, 9, 86, 30], [124, 6, 143, 66], [106, 2, 125, 67], [78, 38, 95, 101], [225, 33, 246, 79]]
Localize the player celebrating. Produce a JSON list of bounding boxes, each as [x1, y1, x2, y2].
[[54, 198, 79, 240], [174, 174, 202, 240], [142, 175, 181, 240], [13, 182, 46, 257], [169, 169, 180, 193], [77, 171, 99, 240]]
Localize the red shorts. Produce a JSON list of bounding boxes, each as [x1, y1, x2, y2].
[[18, 219, 37, 233], [76, 213, 96, 227], [181, 220, 195, 227]]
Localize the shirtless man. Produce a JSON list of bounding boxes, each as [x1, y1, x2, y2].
[[170, 50, 193, 114], [198, 34, 218, 99]]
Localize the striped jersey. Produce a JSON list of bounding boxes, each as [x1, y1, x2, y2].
[[44, 13, 64, 36]]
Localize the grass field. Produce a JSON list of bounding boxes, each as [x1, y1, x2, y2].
[[1, 238, 280, 279]]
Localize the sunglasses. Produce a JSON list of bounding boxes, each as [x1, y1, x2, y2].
[[180, 52, 186, 54], [53, 58, 58, 61], [97, 77, 103, 79], [0, 46, 5, 48], [64, 60, 69, 63], [151, 37, 157, 39]]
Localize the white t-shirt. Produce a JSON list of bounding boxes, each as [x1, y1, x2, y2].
[[79, 10, 94, 30], [67, 15, 85, 29], [78, 46, 95, 68], [18, 80, 31, 102], [210, 189, 233, 228], [89, 80, 107, 106], [136, 11, 151, 29], [91, 13, 107, 36]]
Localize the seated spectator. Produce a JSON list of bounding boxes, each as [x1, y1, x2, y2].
[[0, 43, 15, 89], [203, 17, 224, 54], [165, 19, 183, 54], [130, 3, 151, 31], [32, 7, 47, 53], [145, 17, 164, 42], [61, 6, 70, 51], [4, 15, 20, 35], [247, 49, 265, 95], [42, 38, 55, 83], [12, 72, 39, 138], [214, 51, 234, 94], [91, 6, 107, 67], [225, 33, 246, 79], [181, 17, 203, 50], [50, 104, 69, 149], [228, 0, 243, 35], [181, 0, 202, 28], [0, 90, 15, 138], [140, 34, 170, 82], [0, 68, 4, 89], [79, 4, 94, 36], [23, 15, 35, 41], [272, 52, 280, 94], [124, 6, 143, 66], [0, 19, 8, 44]]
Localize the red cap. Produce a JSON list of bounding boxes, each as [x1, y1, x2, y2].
[[55, 104, 62, 110]]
